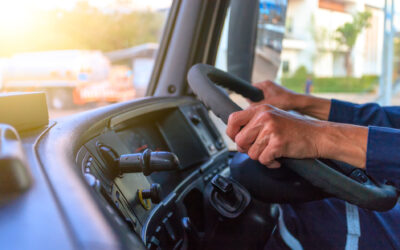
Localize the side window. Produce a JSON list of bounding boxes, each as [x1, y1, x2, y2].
[[0, 1, 172, 118], [252, 0, 286, 83], [215, 0, 287, 108]]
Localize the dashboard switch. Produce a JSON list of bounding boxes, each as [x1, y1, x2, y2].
[[190, 114, 201, 125], [97, 144, 119, 178], [84, 173, 101, 192]]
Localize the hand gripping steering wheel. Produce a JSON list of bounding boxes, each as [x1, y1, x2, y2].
[[188, 63, 398, 211]]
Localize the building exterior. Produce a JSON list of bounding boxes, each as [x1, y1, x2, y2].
[[281, 0, 385, 78]]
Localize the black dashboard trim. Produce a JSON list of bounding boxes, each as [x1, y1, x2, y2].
[[33, 121, 80, 249], [140, 149, 228, 243], [36, 96, 205, 249]]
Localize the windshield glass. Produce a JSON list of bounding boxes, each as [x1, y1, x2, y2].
[[281, 0, 399, 105], [215, 0, 400, 149], [0, 0, 172, 118], [216, 0, 400, 107]]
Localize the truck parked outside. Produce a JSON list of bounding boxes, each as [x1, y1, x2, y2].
[[1, 50, 135, 109]]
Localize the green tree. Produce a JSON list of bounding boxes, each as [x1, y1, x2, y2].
[[335, 11, 372, 76]]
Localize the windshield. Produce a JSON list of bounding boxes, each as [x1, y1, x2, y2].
[[216, 0, 400, 107], [0, 0, 172, 118], [215, 0, 400, 150], [281, 0, 399, 105]]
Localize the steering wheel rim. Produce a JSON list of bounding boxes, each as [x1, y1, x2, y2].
[[188, 63, 398, 211]]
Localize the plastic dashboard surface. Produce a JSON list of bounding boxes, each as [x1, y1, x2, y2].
[[76, 99, 229, 248]]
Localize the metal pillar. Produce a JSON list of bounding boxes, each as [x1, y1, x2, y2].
[[379, 0, 395, 106]]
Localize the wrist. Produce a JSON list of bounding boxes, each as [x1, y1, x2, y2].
[[317, 122, 368, 169], [291, 93, 311, 112], [294, 94, 331, 120]]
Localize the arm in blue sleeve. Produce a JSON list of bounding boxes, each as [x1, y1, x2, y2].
[[366, 126, 400, 186], [329, 99, 400, 128]]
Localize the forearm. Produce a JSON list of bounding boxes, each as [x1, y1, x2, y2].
[[292, 94, 331, 120], [316, 121, 368, 169]]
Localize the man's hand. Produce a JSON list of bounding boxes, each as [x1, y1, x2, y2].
[[226, 104, 368, 169], [250, 81, 298, 111], [251, 80, 332, 121], [226, 104, 323, 168]]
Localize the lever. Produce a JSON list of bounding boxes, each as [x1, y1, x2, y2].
[[208, 175, 251, 218], [99, 146, 180, 177], [211, 175, 239, 207], [119, 149, 180, 176], [140, 183, 161, 204]]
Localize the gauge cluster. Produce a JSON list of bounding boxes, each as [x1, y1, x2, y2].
[[117, 124, 169, 154]]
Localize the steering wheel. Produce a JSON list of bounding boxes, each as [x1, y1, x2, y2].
[[187, 63, 398, 211]]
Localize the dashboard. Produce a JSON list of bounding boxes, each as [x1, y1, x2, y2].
[[74, 98, 229, 249]]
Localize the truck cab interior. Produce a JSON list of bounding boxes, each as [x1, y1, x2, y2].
[[0, 0, 398, 250]]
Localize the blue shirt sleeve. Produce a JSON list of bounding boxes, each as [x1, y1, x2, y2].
[[328, 99, 400, 185], [366, 126, 400, 186], [329, 99, 400, 128]]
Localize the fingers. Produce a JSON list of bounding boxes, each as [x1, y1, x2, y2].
[[226, 108, 255, 140], [234, 120, 263, 151], [248, 82, 267, 104], [247, 130, 270, 160], [247, 128, 281, 169], [253, 80, 271, 89], [259, 141, 282, 168], [248, 81, 276, 105], [234, 107, 273, 151], [236, 145, 246, 153], [266, 160, 281, 169]]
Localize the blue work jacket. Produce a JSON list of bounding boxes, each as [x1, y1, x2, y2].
[[266, 99, 400, 250]]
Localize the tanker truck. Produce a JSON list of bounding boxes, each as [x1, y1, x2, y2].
[[1, 50, 135, 109]]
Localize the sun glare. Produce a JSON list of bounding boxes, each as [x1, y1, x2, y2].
[[0, 2, 31, 30]]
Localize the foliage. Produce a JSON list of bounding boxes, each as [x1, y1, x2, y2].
[[334, 11, 372, 76], [290, 65, 311, 87], [0, 1, 165, 56], [281, 75, 378, 93], [335, 11, 372, 49]]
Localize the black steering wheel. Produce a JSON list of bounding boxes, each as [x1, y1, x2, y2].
[[187, 63, 398, 211]]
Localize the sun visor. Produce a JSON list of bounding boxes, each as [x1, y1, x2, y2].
[[0, 92, 49, 132]]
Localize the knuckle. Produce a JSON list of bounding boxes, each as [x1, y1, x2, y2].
[[269, 116, 279, 128], [263, 110, 273, 119], [235, 135, 246, 148], [270, 148, 281, 159], [248, 149, 258, 160], [263, 81, 272, 87], [255, 112, 267, 123], [259, 157, 271, 166], [271, 143, 284, 157], [249, 105, 260, 112], [228, 112, 238, 124], [265, 123, 277, 133]]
